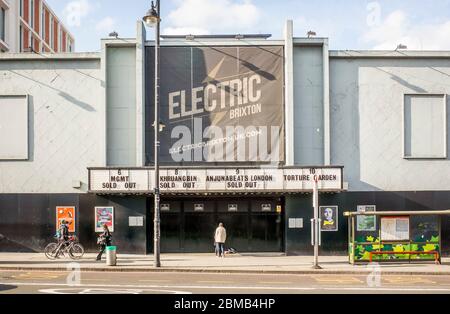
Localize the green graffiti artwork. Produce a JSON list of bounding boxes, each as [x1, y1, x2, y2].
[[352, 233, 440, 262]]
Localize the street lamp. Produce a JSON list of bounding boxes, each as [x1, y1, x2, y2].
[[143, 1, 160, 27], [143, 0, 161, 268]]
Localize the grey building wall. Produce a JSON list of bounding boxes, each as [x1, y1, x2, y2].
[[106, 46, 137, 167], [0, 54, 103, 193], [330, 56, 450, 191], [293, 45, 325, 165]]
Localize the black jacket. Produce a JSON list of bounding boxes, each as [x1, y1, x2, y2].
[[100, 229, 112, 243]]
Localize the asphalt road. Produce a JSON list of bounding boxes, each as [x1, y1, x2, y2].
[[1, 270, 450, 294]]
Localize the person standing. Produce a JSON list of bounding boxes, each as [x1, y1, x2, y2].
[[214, 223, 227, 258], [96, 224, 112, 261]]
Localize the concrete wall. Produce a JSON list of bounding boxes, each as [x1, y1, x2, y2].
[[106, 46, 137, 167], [293, 45, 325, 166], [0, 54, 103, 193], [330, 57, 450, 191]]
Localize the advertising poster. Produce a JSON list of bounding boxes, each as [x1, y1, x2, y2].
[[356, 205, 377, 231], [56, 206, 76, 233], [95, 207, 114, 233], [381, 217, 410, 241], [146, 46, 284, 164], [320, 206, 339, 232]]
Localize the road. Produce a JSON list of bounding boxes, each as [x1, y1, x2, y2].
[[1, 270, 450, 294]]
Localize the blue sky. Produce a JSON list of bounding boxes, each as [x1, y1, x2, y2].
[[46, 0, 450, 52]]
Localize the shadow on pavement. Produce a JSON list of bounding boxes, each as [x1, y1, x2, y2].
[[0, 285, 17, 292]]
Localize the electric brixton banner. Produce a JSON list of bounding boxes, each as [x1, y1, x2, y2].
[[146, 46, 285, 164]]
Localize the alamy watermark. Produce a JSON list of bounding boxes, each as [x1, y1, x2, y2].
[[66, 262, 81, 286], [366, 262, 382, 287]]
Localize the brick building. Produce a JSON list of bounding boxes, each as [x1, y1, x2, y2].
[[0, 0, 74, 53]]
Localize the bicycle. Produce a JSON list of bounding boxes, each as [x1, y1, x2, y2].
[[44, 235, 85, 260]]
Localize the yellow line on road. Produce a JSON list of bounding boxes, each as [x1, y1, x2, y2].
[[313, 276, 364, 284], [258, 282, 293, 285], [383, 277, 436, 285], [197, 281, 233, 284]]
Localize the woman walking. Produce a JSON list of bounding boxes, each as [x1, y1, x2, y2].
[[96, 224, 112, 261]]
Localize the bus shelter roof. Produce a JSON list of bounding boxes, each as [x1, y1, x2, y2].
[[344, 210, 450, 217]]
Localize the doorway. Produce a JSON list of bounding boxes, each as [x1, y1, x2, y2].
[[147, 197, 284, 253]]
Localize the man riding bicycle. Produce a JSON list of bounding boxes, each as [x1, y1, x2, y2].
[[54, 220, 70, 257]]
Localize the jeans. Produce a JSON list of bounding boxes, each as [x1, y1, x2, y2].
[[96, 240, 111, 260], [216, 243, 225, 257]]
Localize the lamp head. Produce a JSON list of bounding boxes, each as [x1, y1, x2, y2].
[[143, 1, 160, 27]]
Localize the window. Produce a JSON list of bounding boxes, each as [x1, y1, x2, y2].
[[0, 7, 5, 42], [0, 96, 29, 160], [49, 15, 53, 49], [59, 28, 62, 51], [30, 0, 34, 29], [20, 0, 23, 17], [19, 25, 23, 52], [41, 7, 45, 38], [404, 94, 448, 159]]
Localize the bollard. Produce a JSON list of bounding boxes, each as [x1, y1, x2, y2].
[[106, 246, 117, 266]]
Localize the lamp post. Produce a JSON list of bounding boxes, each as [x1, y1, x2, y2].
[[143, 0, 161, 268], [312, 178, 322, 269]]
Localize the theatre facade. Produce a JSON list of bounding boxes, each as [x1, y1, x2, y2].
[[1, 21, 450, 255]]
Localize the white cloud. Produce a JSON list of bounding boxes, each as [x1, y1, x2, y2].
[[163, 0, 261, 35], [63, 0, 92, 27], [95, 17, 116, 33], [363, 10, 450, 50]]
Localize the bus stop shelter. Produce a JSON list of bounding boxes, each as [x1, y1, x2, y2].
[[344, 210, 450, 265]]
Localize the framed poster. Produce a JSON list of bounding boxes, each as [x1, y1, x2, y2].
[[56, 207, 76, 233], [381, 217, 410, 241], [95, 207, 114, 233], [356, 205, 377, 231], [320, 206, 339, 232]]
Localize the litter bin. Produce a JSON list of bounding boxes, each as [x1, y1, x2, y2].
[[106, 246, 117, 266]]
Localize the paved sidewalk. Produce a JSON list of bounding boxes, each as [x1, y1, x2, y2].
[[1, 252, 450, 275]]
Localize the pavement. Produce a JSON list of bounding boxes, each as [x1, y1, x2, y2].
[[1, 252, 450, 275]]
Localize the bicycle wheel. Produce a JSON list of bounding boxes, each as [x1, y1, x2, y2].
[[69, 243, 85, 260], [44, 243, 59, 260]]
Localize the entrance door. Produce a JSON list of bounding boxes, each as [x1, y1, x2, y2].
[[146, 200, 182, 253], [147, 197, 284, 254], [216, 200, 250, 252], [183, 201, 216, 252]]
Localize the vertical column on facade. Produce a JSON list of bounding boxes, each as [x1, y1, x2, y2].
[[100, 40, 108, 166], [322, 39, 331, 166], [136, 21, 146, 166], [284, 20, 295, 166]]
